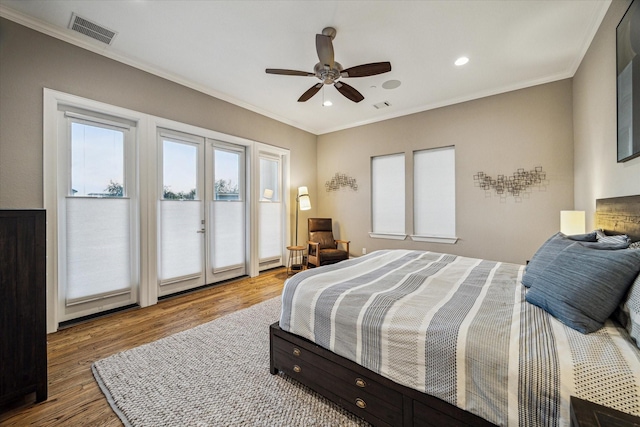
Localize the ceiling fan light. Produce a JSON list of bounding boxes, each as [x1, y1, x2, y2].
[[323, 100, 333, 107], [455, 56, 469, 66]]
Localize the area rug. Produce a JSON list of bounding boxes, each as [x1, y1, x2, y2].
[[92, 297, 369, 426]]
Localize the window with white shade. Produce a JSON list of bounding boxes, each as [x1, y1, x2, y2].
[[58, 109, 139, 321], [412, 146, 457, 243], [370, 153, 406, 239], [259, 154, 283, 267]]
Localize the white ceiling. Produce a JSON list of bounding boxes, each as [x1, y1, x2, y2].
[[0, 0, 610, 135]]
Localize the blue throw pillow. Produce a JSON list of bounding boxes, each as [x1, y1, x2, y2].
[[522, 232, 593, 287], [525, 244, 640, 334], [522, 232, 609, 287]]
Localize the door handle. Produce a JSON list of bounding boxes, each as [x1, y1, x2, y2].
[[196, 229, 205, 234]]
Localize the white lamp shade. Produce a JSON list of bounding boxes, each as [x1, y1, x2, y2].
[[298, 186, 311, 211], [560, 210, 585, 235]]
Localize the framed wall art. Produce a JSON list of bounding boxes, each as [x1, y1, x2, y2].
[[617, 0, 640, 162]]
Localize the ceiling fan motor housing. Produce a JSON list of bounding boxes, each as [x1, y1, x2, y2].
[[314, 62, 343, 84]]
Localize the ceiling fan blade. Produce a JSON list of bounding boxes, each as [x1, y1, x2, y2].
[[298, 83, 323, 102], [266, 68, 315, 76], [315, 34, 335, 69], [334, 81, 364, 103], [341, 62, 392, 78]]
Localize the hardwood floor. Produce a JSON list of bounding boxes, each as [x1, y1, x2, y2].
[[0, 268, 288, 426]]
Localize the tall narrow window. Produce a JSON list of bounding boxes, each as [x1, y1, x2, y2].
[[259, 154, 282, 266], [61, 111, 138, 321], [412, 146, 457, 243], [370, 153, 405, 239]]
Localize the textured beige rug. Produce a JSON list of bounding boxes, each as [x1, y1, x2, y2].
[[92, 297, 369, 426]]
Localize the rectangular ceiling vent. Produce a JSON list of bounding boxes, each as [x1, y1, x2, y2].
[[68, 13, 117, 46], [373, 101, 391, 110]]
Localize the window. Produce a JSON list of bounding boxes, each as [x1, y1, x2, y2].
[[60, 111, 138, 321], [258, 154, 283, 266], [71, 122, 125, 197], [412, 146, 457, 243], [370, 153, 406, 239]]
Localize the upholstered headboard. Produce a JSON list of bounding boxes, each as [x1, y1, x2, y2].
[[595, 195, 640, 242]]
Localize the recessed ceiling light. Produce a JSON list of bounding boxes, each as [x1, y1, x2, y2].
[[455, 57, 469, 66], [323, 100, 333, 107]]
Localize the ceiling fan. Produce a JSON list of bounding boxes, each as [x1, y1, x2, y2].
[[266, 27, 392, 103]]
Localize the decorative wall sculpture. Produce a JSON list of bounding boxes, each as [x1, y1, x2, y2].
[[473, 166, 547, 201], [325, 172, 358, 192]]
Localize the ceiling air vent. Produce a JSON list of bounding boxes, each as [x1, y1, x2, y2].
[[68, 13, 117, 45], [373, 101, 391, 110]]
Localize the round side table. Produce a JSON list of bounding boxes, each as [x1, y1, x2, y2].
[[286, 245, 306, 275]]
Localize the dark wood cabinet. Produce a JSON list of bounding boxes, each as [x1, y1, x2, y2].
[[0, 210, 47, 408]]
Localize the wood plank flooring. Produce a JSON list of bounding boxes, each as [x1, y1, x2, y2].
[[0, 268, 288, 426]]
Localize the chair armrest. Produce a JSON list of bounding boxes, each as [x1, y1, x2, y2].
[[308, 241, 320, 256], [334, 240, 350, 255]]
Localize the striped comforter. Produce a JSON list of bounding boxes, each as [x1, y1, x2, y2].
[[280, 250, 640, 427]]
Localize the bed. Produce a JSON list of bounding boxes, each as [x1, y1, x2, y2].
[[270, 196, 640, 427]]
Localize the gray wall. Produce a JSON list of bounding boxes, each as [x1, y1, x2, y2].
[[573, 0, 640, 227], [0, 18, 318, 239], [317, 80, 575, 264]]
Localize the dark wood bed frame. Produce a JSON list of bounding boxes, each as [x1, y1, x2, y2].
[[269, 195, 640, 427]]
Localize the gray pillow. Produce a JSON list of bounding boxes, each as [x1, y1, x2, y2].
[[616, 274, 640, 349], [579, 241, 632, 250], [522, 232, 595, 288], [596, 230, 631, 247], [525, 244, 640, 334]]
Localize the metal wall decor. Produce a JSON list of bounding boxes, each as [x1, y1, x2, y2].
[[325, 172, 358, 192], [473, 166, 547, 201]]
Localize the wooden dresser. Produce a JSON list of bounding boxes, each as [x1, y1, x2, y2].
[[0, 210, 47, 409]]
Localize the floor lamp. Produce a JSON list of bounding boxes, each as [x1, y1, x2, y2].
[[295, 186, 311, 246]]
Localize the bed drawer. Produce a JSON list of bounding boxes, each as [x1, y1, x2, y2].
[[273, 334, 402, 426]]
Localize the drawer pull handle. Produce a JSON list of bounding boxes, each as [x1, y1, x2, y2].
[[293, 365, 301, 373], [355, 398, 367, 409], [293, 348, 301, 357], [355, 378, 366, 388]]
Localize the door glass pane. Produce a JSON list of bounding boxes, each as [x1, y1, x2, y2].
[[214, 150, 240, 200], [160, 137, 203, 281], [163, 140, 197, 200], [211, 147, 244, 271], [212, 202, 244, 269], [160, 201, 203, 279], [71, 122, 124, 197]]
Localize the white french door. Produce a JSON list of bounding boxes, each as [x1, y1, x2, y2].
[[157, 130, 206, 296], [157, 130, 247, 296], [207, 141, 246, 282]]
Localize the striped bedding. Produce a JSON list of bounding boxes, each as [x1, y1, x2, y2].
[[279, 250, 640, 427]]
